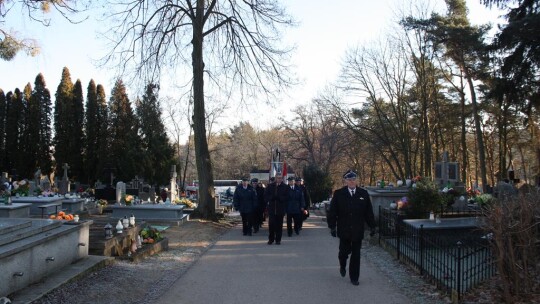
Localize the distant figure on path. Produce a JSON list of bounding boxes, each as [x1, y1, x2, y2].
[[327, 170, 376, 286], [251, 178, 266, 233], [296, 177, 311, 230], [264, 175, 287, 245], [233, 177, 258, 236]]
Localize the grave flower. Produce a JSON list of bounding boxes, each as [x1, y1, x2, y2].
[[123, 194, 134, 206], [12, 180, 30, 196]]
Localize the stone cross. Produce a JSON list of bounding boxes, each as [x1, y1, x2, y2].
[[59, 163, 70, 194]]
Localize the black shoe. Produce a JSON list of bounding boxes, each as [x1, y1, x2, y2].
[[295, 230, 299, 235], [288, 233, 292, 237], [267, 240, 274, 245], [243, 233, 247, 236], [253, 229, 259, 233], [340, 267, 346, 277], [275, 241, 281, 245], [248, 233, 252, 236], [351, 280, 359, 286]]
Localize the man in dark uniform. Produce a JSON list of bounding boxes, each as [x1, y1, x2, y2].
[[264, 175, 288, 245], [327, 170, 376, 286], [286, 176, 305, 236], [251, 178, 265, 233], [233, 177, 257, 236]]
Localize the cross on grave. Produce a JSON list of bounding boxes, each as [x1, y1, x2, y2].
[[59, 163, 70, 195], [435, 151, 459, 187]]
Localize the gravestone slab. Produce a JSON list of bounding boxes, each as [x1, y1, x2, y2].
[[12, 196, 64, 215], [61, 198, 86, 214], [0, 203, 32, 218], [111, 204, 186, 220], [116, 182, 126, 204]]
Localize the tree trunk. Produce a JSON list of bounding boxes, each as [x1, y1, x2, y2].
[[466, 75, 488, 192], [459, 76, 468, 184], [192, 1, 215, 219]]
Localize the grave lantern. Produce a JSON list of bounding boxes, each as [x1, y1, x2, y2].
[[104, 223, 113, 239], [129, 214, 136, 227], [122, 216, 129, 229]]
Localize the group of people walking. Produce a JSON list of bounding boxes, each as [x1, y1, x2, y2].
[[233, 175, 310, 244], [233, 169, 377, 287]]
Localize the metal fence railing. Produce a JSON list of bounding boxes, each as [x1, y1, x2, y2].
[[378, 206, 496, 301]]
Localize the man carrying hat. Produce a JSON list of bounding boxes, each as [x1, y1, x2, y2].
[[327, 170, 376, 286]]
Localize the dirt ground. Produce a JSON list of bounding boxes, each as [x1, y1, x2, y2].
[[32, 216, 237, 304]]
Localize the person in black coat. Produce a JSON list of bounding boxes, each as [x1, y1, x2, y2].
[[251, 178, 266, 233], [286, 176, 305, 236], [264, 175, 288, 245], [327, 170, 376, 286], [295, 177, 311, 229], [234, 177, 258, 236]]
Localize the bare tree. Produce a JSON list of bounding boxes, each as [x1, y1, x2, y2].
[[102, 0, 294, 219]]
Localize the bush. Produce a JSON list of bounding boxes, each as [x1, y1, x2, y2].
[[303, 164, 333, 204], [406, 179, 443, 218], [482, 191, 540, 303]]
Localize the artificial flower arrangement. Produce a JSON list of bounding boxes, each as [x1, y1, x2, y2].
[[12, 180, 30, 196], [97, 199, 108, 207], [174, 197, 197, 208], [123, 194, 134, 205]]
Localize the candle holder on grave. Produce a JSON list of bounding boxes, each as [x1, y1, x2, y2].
[[104, 223, 113, 239]]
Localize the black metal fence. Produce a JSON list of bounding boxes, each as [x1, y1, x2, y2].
[[378, 206, 496, 301]]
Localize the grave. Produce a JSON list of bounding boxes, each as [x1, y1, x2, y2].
[[59, 163, 70, 195], [0, 203, 32, 218], [111, 204, 187, 221], [366, 187, 409, 220], [12, 196, 64, 216], [61, 198, 87, 214], [0, 217, 92, 298]]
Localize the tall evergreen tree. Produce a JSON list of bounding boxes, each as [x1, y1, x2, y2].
[[0, 89, 6, 171], [136, 83, 174, 185], [85, 80, 110, 184], [108, 79, 139, 181], [33, 73, 53, 175], [95, 84, 109, 183], [5, 88, 25, 178], [54, 67, 74, 177], [71, 79, 85, 181], [21, 82, 36, 177]]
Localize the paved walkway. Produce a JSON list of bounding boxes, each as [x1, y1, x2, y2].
[[156, 214, 410, 304]]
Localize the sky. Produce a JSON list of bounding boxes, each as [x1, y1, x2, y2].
[[0, 0, 504, 139]]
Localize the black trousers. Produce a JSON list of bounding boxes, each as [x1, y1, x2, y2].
[[268, 214, 284, 243], [286, 213, 301, 235], [339, 238, 362, 282], [254, 206, 265, 231], [240, 212, 254, 235]]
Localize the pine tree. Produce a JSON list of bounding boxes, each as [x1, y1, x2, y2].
[[54, 67, 74, 177], [0, 89, 6, 171], [33, 73, 53, 175], [108, 79, 139, 181], [136, 83, 174, 185], [71, 79, 85, 181]]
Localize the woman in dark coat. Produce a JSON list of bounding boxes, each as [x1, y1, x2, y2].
[[234, 178, 258, 236]]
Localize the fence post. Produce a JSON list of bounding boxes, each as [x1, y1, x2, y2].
[[456, 241, 462, 300], [396, 212, 401, 260], [419, 224, 424, 275], [378, 205, 381, 245]]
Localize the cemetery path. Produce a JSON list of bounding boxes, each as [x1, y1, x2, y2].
[[156, 214, 411, 304]]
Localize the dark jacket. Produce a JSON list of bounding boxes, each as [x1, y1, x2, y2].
[[254, 185, 266, 211], [327, 186, 376, 242], [300, 184, 311, 209], [233, 185, 257, 213], [264, 182, 288, 216], [286, 185, 305, 214]]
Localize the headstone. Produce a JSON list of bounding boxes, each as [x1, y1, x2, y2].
[[0, 172, 8, 185], [28, 181, 37, 195], [435, 152, 459, 187], [95, 180, 104, 189], [170, 165, 178, 203], [132, 176, 140, 191], [59, 163, 70, 195], [40, 175, 51, 191], [116, 181, 126, 204], [149, 187, 156, 203]]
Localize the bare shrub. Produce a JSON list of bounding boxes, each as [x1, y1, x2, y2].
[[482, 189, 540, 303]]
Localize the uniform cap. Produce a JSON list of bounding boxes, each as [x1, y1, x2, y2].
[[251, 178, 259, 183], [287, 176, 294, 181], [343, 170, 358, 180]]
